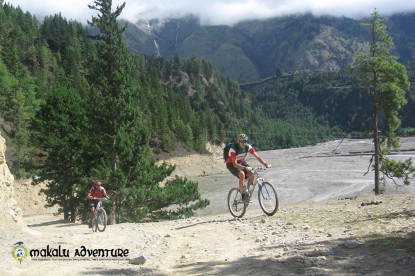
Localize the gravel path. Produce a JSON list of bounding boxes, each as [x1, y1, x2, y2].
[[1, 138, 414, 275], [2, 193, 414, 275]]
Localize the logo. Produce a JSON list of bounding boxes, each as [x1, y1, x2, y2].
[[11, 241, 28, 263], [9, 241, 129, 262]]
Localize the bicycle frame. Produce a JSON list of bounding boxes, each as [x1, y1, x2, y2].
[[247, 167, 265, 197], [94, 200, 103, 213]]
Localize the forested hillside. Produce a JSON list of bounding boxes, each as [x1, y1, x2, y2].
[[125, 13, 415, 83], [242, 67, 415, 136], [0, 3, 330, 180]]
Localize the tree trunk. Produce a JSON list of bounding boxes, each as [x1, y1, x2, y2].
[[108, 194, 117, 225], [63, 196, 69, 220], [373, 84, 381, 195], [70, 200, 77, 223], [109, 137, 118, 225], [373, 113, 380, 195]]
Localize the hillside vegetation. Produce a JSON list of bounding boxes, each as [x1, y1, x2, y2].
[[0, 3, 331, 179], [241, 67, 415, 134], [126, 13, 415, 82]]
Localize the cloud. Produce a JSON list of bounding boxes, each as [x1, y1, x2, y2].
[[5, 0, 415, 25]]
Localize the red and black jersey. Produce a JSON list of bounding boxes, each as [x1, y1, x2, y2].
[[225, 143, 256, 164], [89, 186, 106, 198]]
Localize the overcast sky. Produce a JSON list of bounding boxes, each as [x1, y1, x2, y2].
[[5, 0, 415, 25]]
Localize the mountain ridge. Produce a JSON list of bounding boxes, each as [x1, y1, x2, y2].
[[124, 12, 415, 82]]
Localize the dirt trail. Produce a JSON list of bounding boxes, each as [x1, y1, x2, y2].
[[2, 193, 415, 275], [1, 138, 415, 275]]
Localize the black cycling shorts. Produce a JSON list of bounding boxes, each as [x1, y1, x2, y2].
[[226, 161, 250, 178], [89, 199, 100, 208]]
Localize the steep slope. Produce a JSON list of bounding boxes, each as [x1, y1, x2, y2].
[[124, 13, 415, 82], [175, 25, 260, 81]]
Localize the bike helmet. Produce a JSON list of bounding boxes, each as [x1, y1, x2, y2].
[[92, 179, 101, 186], [237, 133, 248, 143]]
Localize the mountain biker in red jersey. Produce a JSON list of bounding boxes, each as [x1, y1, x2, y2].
[[88, 179, 110, 228], [226, 133, 271, 202]]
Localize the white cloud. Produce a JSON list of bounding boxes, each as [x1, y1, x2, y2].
[[5, 0, 415, 25]]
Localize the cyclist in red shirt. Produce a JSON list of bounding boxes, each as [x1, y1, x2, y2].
[[88, 179, 110, 228], [226, 133, 271, 202]]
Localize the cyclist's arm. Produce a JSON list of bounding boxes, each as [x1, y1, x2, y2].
[[252, 151, 267, 166], [87, 190, 94, 200], [101, 188, 110, 199], [231, 154, 246, 170]]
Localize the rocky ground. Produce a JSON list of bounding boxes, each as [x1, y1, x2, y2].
[[1, 138, 415, 275], [1, 194, 414, 275]]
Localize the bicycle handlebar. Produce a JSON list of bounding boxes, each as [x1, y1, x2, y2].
[[252, 166, 269, 172]]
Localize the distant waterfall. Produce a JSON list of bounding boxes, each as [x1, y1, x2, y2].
[[175, 23, 180, 48], [144, 19, 161, 57], [154, 40, 161, 57]]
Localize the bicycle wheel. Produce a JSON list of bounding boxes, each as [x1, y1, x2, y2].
[[227, 188, 247, 218], [96, 208, 107, 232], [258, 182, 278, 216]]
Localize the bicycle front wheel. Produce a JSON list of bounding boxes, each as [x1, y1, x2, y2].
[[96, 209, 107, 232], [258, 182, 278, 216], [227, 188, 247, 218]]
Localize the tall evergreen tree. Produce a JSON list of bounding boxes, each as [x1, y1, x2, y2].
[[34, 83, 90, 222], [87, 0, 208, 224], [355, 10, 414, 194]]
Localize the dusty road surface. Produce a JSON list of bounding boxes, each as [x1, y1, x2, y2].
[[1, 138, 414, 275]]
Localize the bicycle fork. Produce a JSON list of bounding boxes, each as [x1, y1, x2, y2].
[[257, 177, 270, 200]]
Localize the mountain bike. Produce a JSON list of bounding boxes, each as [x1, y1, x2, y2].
[[91, 198, 108, 232], [227, 166, 278, 218]]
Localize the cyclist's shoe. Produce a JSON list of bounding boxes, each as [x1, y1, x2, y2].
[[88, 220, 92, 228], [241, 192, 250, 202]]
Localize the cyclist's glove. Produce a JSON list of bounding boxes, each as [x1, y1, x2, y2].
[[265, 163, 272, 168], [245, 166, 252, 172]]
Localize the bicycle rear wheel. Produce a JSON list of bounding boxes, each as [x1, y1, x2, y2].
[[227, 188, 247, 218], [258, 182, 278, 216]]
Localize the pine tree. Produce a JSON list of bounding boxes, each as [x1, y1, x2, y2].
[[355, 10, 413, 194], [34, 83, 90, 222], [87, 0, 208, 224]]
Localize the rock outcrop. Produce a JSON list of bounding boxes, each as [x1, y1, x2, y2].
[[0, 133, 26, 232]]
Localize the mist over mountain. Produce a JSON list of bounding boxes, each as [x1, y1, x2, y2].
[[8, 1, 414, 82], [124, 12, 415, 82]]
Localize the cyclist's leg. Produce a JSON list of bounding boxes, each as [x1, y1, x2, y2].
[[240, 161, 253, 192], [227, 163, 248, 198], [88, 200, 98, 227], [246, 173, 255, 191], [89, 202, 95, 220], [238, 170, 247, 194], [89, 204, 94, 228]]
